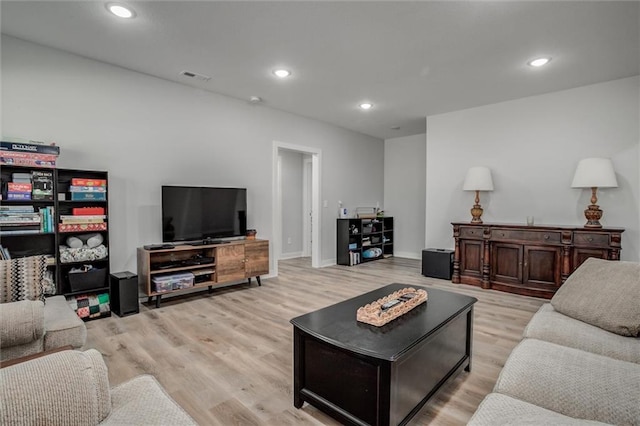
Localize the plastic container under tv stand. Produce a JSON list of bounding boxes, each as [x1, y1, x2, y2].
[[137, 238, 269, 308]]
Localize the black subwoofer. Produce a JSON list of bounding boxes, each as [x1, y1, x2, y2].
[[110, 271, 139, 317], [422, 249, 454, 280]]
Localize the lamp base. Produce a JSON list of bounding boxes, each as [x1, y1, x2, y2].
[[470, 204, 483, 224], [584, 204, 603, 228]]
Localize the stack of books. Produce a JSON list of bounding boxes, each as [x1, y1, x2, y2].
[[6, 181, 32, 201], [0, 139, 60, 168], [59, 206, 107, 232], [69, 178, 107, 201], [2, 170, 54, 201], [0, 205, 42, 235]]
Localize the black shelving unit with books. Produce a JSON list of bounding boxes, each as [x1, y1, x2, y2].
[[337, 217, 393, 266], [0, 165, 111, 320], [56, 168, 110, 320], [0, 165, 57, 291]]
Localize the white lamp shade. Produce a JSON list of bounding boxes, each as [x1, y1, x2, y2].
[[571, 158, 618, 188], [463, 166, 494, 191]]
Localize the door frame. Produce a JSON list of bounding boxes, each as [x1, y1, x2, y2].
[[302, 156, 313, 257], [272, 141, 322, 276]]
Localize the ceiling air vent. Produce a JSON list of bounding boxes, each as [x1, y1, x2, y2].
[[180, 70, 211, 82]]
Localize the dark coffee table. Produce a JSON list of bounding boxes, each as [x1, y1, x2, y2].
[[290, 284, 477, 426]]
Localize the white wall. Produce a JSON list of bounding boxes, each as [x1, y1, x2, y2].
[[279, 150, 303, 258], [1, 36, 384, 272], [426, 76, 640, 262], [384, 134, 426, 259]]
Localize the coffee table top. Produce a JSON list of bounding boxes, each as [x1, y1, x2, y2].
[[290, 284, 477, 361]]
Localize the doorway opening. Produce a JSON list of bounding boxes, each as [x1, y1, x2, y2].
[[272, 142, 321, 276]]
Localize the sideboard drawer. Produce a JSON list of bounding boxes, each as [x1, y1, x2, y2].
[[574, 232, 610, 247], [491, 229, 562, 244], [459, 226, 483, 239]]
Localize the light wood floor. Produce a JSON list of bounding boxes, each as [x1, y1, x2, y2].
[[86, 257, 545, 425]]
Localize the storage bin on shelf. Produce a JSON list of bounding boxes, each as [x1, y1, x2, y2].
[[68, 266, 107, 292], [152, 272, 195, 293]]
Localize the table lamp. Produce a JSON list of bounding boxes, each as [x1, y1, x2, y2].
[[571, 158, 618, 228], [463, 166, 494, 224]]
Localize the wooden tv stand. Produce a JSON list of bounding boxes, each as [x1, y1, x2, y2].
[[137, 239, 269, 308]]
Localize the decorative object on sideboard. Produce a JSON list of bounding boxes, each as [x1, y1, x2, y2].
[[463, 166, 494, 224], [571, 158, 618, 228], [246, 229, 257, 240]]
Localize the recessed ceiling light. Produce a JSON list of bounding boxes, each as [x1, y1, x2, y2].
[[106, 3, 136, 19], [359, 103, 373, 110], [528, 57, 551, 67], [273, 69, 291, 78]]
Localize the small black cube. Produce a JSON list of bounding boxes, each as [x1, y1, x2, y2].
[[422, 249, 454, 280]]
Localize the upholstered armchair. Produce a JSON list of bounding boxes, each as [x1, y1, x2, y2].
[[0, 255, 86, 362]]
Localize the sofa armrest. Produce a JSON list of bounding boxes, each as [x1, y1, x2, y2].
[[0, 349, 111, 425], [103, 375, 197, 425], [0, 300, 44, 347], [43, 295, 87, 350]]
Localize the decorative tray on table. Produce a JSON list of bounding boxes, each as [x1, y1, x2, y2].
[[356, 287, 428, 327]]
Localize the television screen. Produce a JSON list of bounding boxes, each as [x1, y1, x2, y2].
[[162, 186, 247, 243]]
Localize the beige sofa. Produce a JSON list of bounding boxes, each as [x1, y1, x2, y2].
[[468, 258, 640, 425], [1, 255, 87, 361], [0, 296, 87, 362], [0, 348, 196, 425]]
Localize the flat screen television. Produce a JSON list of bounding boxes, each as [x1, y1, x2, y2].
[[162, 186, 247, 243]]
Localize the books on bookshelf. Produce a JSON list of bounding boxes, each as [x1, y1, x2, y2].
[[349, 251, 361, 266], [0, 140, 60, 168], [70, 178, 106, 187], [59, 222, 108, 233], [60, 215, 106, 224], [1, 170, 54, 201], [72, 207, 105, 215], [68, 177, 107, 201], [0, 205, 54, 234], [32, 170, 54, 200]]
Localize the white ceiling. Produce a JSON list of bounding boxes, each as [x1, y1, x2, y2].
[[2, 1, 639, 140]]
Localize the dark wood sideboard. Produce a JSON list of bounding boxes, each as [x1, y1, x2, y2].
[[452, 223, 624, 298]]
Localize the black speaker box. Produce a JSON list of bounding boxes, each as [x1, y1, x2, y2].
[[422, 249, 454, 280], [110, 271, 139, 317]]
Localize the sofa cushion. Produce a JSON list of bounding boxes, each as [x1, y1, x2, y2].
[[103, 375, 197, 425], [468, 393, 612, 425], [0, 255, 47, 303], [550, 258, 640, 337], [493, 339, 640, 425], [524, 304, 640, 363], [0, 349, 111, 425]]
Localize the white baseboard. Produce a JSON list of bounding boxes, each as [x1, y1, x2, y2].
[[321, 258, 337, 267], [394, 251, 421, 260], [279, 251, 304, 260]]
